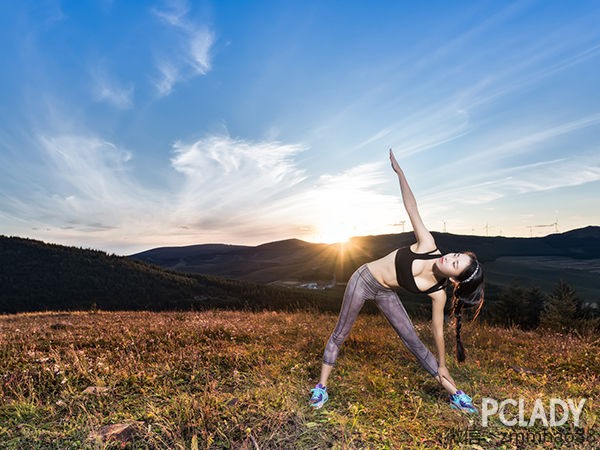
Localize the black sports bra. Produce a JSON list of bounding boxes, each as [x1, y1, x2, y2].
[[394, 246, 447, 294]]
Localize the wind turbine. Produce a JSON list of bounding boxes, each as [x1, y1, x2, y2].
[[527, 218, 559, 237], [391, 220, 406, 232], [483, 223, 495, 236], [534, 219, 559, 234]]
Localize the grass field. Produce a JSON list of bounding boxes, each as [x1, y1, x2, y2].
[[0, 310, 598, 449]]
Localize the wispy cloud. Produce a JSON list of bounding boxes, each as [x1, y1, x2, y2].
[[90, 66, 134, 109], [405, 152, 600, 237], [151, 0, 189, 27], [2, 125, 598, 251], [189, 29, 213, 74], [497, 154, 600, 193], [2, 134, 166, 236], [439, 113, 600, 172], [422, 153, 600, 212], [151, 0, 215, 96], [170, 134, 307, 227], [154, 61, 180, 97], [352, 128, 393, 151], [0, 131, 311, 250], [38, 135, 143, 224], [409, 1, 532, 74], [311, 5, 600, 162], [0, 127, 404, 249]]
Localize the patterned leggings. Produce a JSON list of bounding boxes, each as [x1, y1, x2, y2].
[[322, 264, 439, 376]]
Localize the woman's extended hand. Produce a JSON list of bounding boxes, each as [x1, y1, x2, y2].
[[389, 148, 402, 174]]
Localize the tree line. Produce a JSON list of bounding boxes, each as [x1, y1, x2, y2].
[[0, 236, 342, 314], [477, 280, 599, 333]]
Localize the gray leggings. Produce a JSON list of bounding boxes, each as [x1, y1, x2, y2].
[[323, 264, 439, 377]]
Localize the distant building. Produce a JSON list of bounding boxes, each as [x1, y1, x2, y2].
[[299, 282, 319, 290], [299, 274, 336, 290]]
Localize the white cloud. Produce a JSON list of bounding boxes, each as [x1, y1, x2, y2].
[[498, 155, 600, 193], [447, 113, 600, 168], [170, 134, 307, 227], [189, 29, 213, 74], [151, 0, 189, 27], [416, 153, 600, 237], [421, 153, 600, 212], [0, 129, 406, 250], [151, 0, 215, 96], [0, 134, 164, 242], [0, 131, 314, 250], [90, 66, 134, 109], [154, 61, 180, 97], [2, 118, 598, 252], [38, 135, 142, 220], [352, 128, 392, 151]]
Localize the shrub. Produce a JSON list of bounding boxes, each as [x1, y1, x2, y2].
[[539, 280, 582, 331]]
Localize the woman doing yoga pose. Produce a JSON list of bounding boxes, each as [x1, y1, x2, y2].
[[310, 149, 484, 413]]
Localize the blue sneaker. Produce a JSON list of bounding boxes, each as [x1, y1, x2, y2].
[[310, 383, 328, 409], [449, 390, 478, 413]]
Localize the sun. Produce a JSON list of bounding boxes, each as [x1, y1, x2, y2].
[[307, 174, 397, 245], [317, 220, 355, 244]]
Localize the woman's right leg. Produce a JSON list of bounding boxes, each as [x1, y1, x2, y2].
[[317, 362, 334, 387], [318, 265, 371, 387]]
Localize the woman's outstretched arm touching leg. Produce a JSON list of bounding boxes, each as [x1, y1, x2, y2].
[[429, 289, 458, 393]]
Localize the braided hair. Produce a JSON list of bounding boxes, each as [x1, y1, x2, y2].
[[451, 251, 484, 362]]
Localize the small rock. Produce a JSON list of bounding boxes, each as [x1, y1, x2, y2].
[[82, 386, 111, 395], [88, 421, 144, 445], [50, 322, 72, 330], [509, 365, 540, 374]]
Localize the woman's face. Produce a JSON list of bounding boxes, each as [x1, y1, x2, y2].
[[435, 252, 472, 278]]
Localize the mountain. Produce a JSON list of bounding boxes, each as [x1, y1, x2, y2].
[[130, 226, 600, 302], [3, 226, 599, 315], [0, 236, 337, 314]]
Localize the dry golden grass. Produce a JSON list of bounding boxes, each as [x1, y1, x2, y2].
[[0, 310, 598, 449]]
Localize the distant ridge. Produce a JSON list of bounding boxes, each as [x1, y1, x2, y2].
[[130, 227, 600, 303], [2, 226, 599, 314], [0, 236, 336, 314], [549, 225, 600, 239], [130, 226, 600, 280]]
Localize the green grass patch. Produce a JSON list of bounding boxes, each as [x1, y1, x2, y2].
[[0, 310, 597, 449]]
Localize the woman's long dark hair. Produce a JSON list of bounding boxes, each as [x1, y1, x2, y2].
[[452, 251, 484, 362]]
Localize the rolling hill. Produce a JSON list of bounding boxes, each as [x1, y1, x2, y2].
[[2, 226, 599, 315], [130, 227, 600, 302], [0, 236, 338, 314]]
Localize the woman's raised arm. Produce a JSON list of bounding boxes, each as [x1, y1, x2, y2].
[[389, 149, 434, 249]]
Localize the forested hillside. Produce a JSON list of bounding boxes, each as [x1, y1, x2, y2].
[[0, 236, 338, 314]]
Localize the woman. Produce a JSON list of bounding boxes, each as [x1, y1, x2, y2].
[[310, 149, 484, 413]]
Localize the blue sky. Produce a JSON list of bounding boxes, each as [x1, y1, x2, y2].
[[1, 0, 599, 255]]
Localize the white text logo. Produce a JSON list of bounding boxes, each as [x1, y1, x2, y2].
[[481, 398, 587, 427]]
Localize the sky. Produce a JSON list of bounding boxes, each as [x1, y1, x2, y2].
[[1, 0, 599, 255]]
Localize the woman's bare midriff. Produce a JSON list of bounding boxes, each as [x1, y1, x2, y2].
[[366, 250, 400, 289]]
